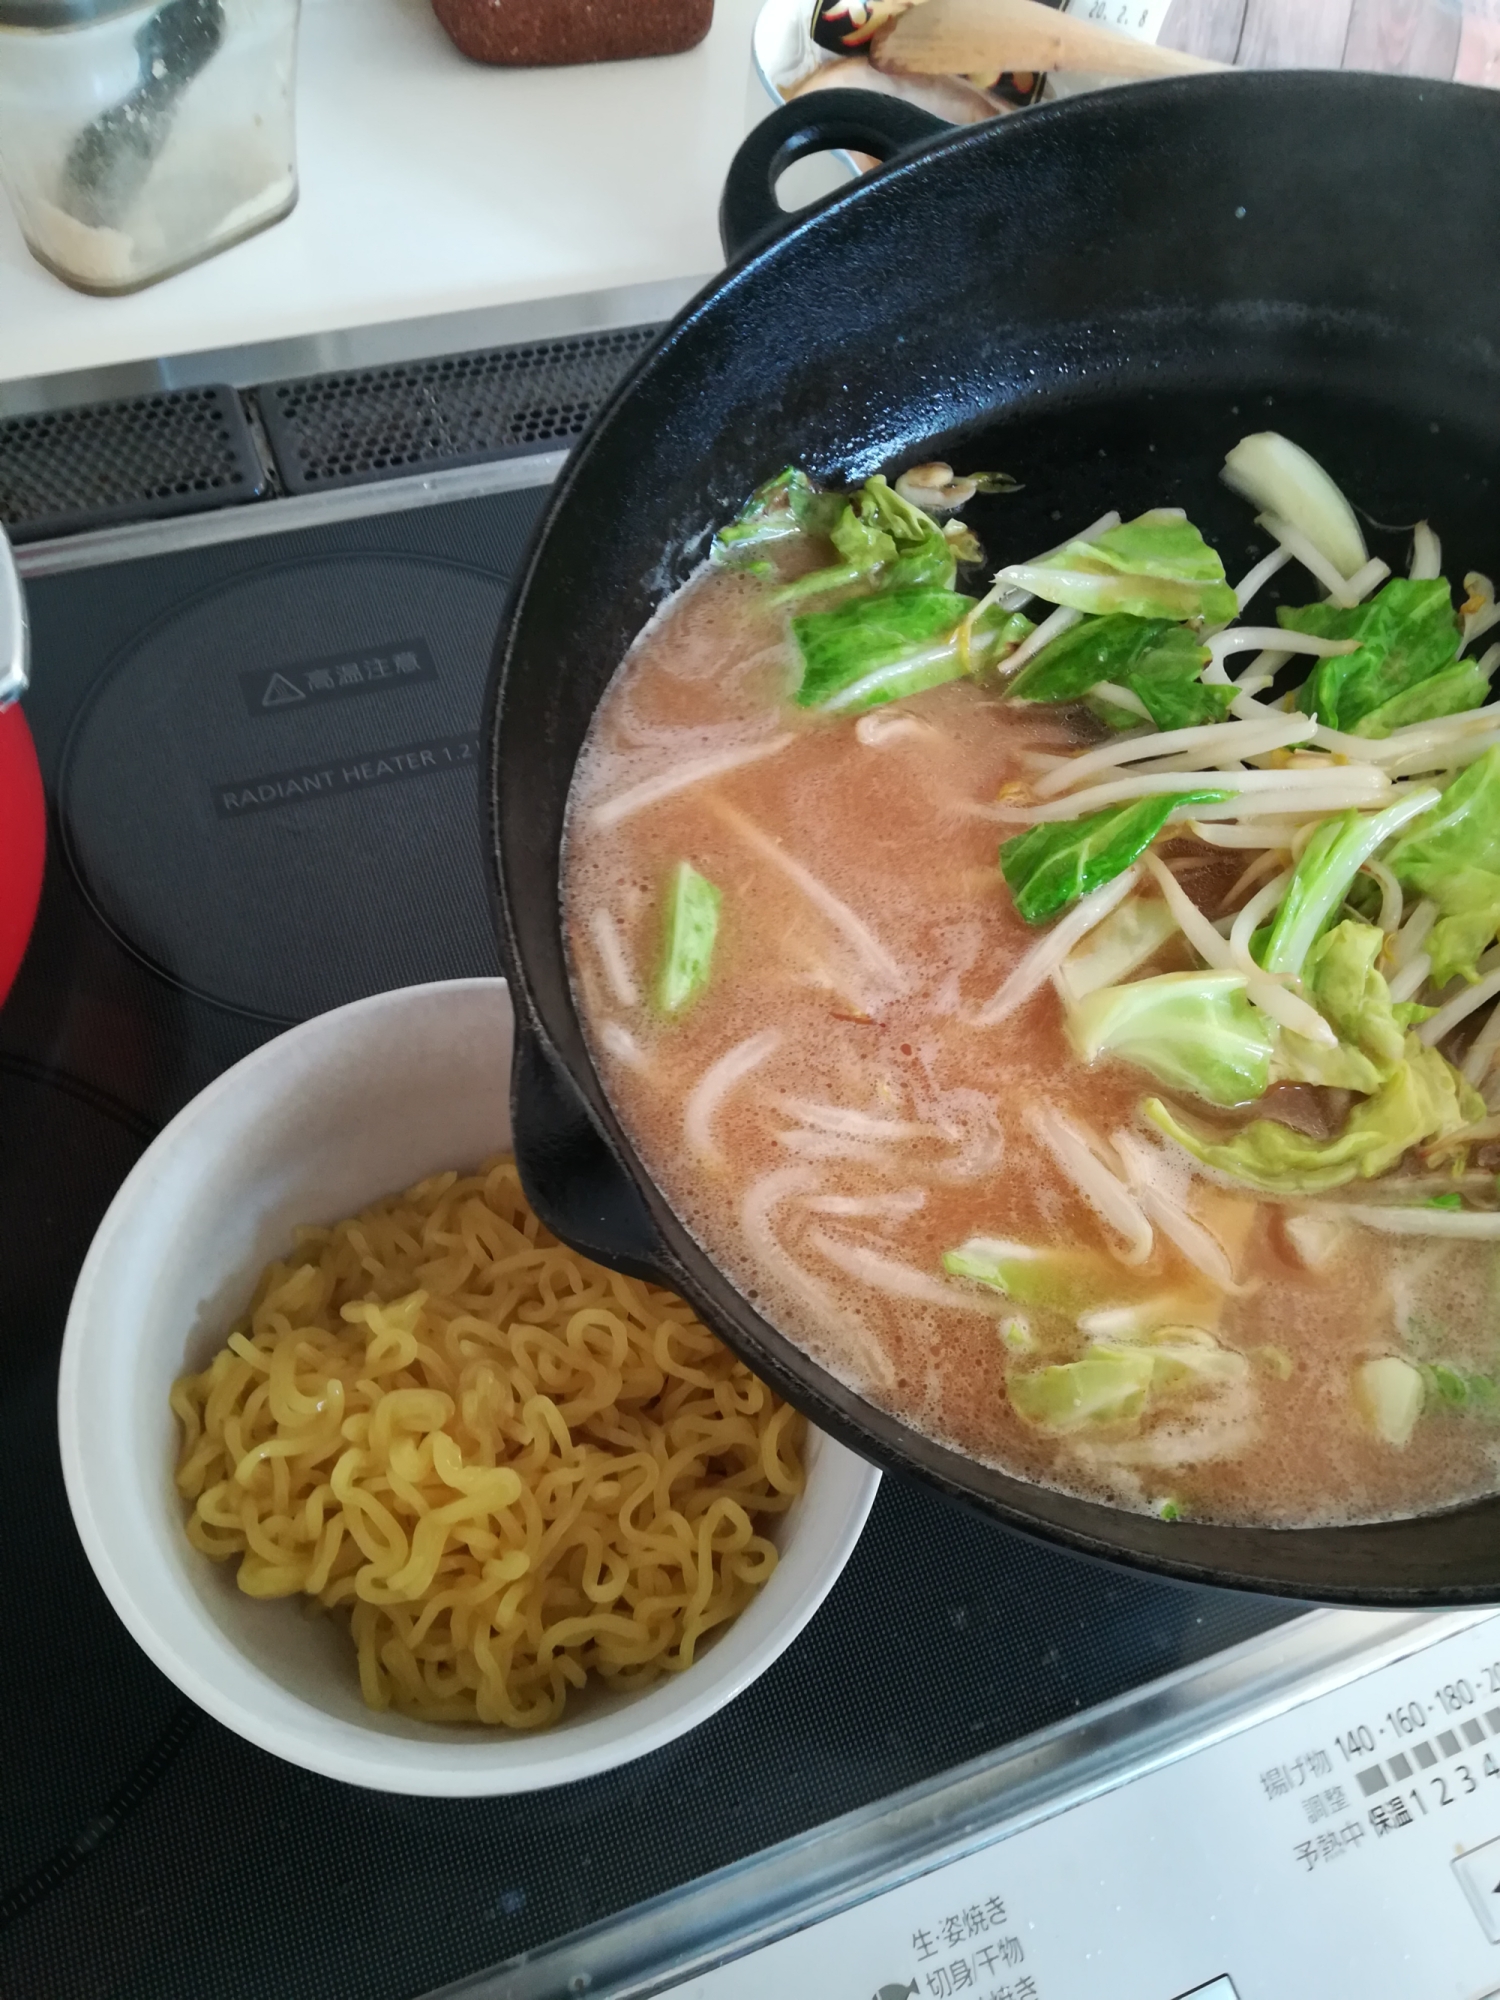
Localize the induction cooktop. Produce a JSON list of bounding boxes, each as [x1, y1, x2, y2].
[[0, 352, 1295, 2000]]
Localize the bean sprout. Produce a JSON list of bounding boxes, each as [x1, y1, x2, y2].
[[1409, 521, 1442, 581], [1360, 858, 1403, 934], [684, 1030, 782, 1168], [588, 909, 639, 1010], [1308, 1204, 1500, 1239], [807, 1232, 987, 1309], [1024, 1106, 1153, 1264], [1418, 967, 1500, 1048], [1229, 868, 1294, 972], [713, 798, 907, 994], [1031, 713, 1314, 799], [1257, 513, 1363, 605], [590, 734, 795, 830], [1462, 1000, 1500, 1088], [1387, 952, 1432, 1005], [1142, 853, 1334, 1044], [1004, 764, 1390, 826], [973, 869, 1142, 1029], [1390, 898, 1438, 970], [1231, 545, 1291, 613]]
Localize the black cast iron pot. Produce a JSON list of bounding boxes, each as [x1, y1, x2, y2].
[[486, 73, 1500, 1605]]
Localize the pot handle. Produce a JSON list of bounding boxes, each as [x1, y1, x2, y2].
[[510, 1020, 676, 1285], [720, 88, 953, 263]]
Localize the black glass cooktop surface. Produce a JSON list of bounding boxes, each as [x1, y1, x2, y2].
[[0, 483, 1294, 2000]]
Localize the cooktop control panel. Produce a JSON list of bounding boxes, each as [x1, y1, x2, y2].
[[664, 1616, 1500, 2000]]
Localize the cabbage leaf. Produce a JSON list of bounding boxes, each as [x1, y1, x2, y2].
[[775, 474, 962, 604], [941, 1238, 1122, 1316], [1221, 432, 1367, 577], [1000, 789, 1230, 926], [1145, 1037, 1482, 1193], [1389, 749, 1500, 982], [1426, 870, 1500, 986], [1389, 747, 1500, 878], [1272, 919, 1407, 1093], [1008, 1346, 1156, 1433], [1280, 578, 1474, 737], [1006, 614, 1230, 730], [713, 467, 844, 562], [1068, 970, 1274, 1107], [792, 590, 1030, 712], [1008, 1326, 1248, 1436], [996, 511, 1239, 625]]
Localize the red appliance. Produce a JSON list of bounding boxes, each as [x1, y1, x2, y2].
[[1, 528, 43, 1005]]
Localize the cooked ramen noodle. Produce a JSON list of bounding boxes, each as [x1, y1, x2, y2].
[[563, 435, 1500, 1529], [171, 1157, 805, 1727]]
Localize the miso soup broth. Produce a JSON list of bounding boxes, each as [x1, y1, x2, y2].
[[562, 445, 1500, 1527]]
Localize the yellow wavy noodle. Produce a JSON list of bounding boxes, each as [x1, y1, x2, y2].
[[171, 1156, 806, 1728]]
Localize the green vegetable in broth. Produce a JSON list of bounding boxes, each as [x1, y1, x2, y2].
[[1356, 658, 1495, 737], [1420, 1361, 1500, 1411], [1271, 920, 1410, 1094], [713, 467, 843, 562], [999, 791, 1230, 926], [1006, 614, 1231, 730], [1389, 745, 1500, 877], [994, 510, 1239, 625], [1425, 871, 1500, 987], [1389, 749, 1500, 983], [1008, 1327, 1248, 1437], [792, 590, 1030, 713], [1108, 666, 1235, 734], [1008, 1346, 1157, 1433], [941, 1238, 1123, 1315], [1145, 1039, 1482, 1194], [1281, 578, 1475, 736], [833, 476, 958, 589], [1141, 1326, 1253, 1394], [773, 474, 961, 605], [1067, 970, 1274, 1108], [656, 862, 722, 1016], [1260, 790, 1440, 978]]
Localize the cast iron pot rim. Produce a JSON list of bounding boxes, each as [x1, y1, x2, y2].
[[486, 68, 1500, 1608]]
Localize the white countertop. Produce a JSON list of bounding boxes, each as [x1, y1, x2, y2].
[[10, 1, 1500, 397], [0, 0, 766, 390]]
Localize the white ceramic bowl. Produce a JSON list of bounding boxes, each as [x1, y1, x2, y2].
[[58, 979, 880, 1796]]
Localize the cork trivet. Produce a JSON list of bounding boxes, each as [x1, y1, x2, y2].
[[432, 0, 714, 65]]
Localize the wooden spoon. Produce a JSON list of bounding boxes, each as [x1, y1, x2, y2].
[[872, 0, 1225, 79]]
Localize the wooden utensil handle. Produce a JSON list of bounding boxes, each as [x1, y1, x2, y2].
[[874, 0, 1224, 79]]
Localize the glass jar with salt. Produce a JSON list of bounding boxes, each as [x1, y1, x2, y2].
[[0, 0, 300, 294]]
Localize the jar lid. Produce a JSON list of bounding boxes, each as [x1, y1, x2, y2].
[[0, 0, 150, 26]]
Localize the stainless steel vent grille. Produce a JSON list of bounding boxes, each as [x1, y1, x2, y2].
[[258, 325, 659, 496], [0, 386, 267, 544], [0, 324, 661, 542]]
